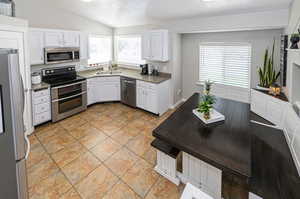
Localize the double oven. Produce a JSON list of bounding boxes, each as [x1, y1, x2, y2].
[[42, 66, 87, 122]]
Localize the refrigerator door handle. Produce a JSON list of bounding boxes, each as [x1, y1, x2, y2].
[[20, 75, 25, 116]]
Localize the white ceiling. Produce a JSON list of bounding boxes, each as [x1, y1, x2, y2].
[[51, 0, 292, 27]]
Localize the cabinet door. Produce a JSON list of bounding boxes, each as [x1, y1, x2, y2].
[[136, 87, 144, 109], [63, 32, 80, 47], [150, 31, 164, 61], [142, 32, 151, 60], [44, 32, 63, 47], [266, 99, 285, 126], [29, 31, 44, 65], [146, 89, 158, 114], [80, 32, 89, 60], [87, 79, 95, 105], [101, 83, 119, 102]]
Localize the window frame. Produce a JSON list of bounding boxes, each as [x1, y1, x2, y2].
[[114, 34, 145, 67], [88, 34, 113, 65], [198, 42, 252, 89]]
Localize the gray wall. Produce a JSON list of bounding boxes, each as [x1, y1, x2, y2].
[[181, 29, 283, 99]]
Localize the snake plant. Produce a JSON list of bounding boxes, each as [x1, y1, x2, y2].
[[258, 40, 280, 88]]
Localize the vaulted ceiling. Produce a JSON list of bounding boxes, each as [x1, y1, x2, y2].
[[51, 0, 292, 27]]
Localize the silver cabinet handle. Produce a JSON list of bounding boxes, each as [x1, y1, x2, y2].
[[52, 91, 86, 102]]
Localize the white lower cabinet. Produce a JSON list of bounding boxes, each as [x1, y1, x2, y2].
[[155, 150, 180, 185], [251, 89, 288, 127], [182, 152, 222, 199], [87, 77, 120, 105], [32, 88, 51, 126], [136, 80, 169, 115]]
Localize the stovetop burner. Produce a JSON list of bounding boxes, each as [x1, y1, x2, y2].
[[41, 66, 86, 87]]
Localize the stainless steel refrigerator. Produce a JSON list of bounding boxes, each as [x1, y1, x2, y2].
[[0, 49, 29, 199]]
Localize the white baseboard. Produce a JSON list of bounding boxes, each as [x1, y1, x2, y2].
[[171, 98, 186, 109], [154, 166, 180, 185]]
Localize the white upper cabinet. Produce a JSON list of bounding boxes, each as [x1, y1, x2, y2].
[[80, 32, 89, 60], [63, 32, 80, 47], [142, 32, 151, 60], [44, 32, 64, 47], [142, 29, 169, 62], [29, 30, 44, 65], [29, 28, 85, 65]]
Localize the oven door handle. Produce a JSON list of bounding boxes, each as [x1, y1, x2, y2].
[[52, 81, 86, 89], [52, 91, 87, 103]]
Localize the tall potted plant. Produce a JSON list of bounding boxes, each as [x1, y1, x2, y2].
[[257, 40, 280, 90]]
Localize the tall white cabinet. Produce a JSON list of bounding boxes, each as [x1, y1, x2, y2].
[[29, 30, 44, 65], [0, 16, 33, 135], [142, 30, 169, 62]]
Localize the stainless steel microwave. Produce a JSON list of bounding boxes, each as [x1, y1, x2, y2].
[[44, 47, 80, 65]]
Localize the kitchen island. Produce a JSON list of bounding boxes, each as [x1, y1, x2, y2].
[[152, 93, 300, 199]]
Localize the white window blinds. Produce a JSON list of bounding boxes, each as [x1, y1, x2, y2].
[[199, 43, 251, 89]]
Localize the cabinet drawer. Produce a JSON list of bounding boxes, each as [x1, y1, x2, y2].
[[33, 95, 50, 105], [137, 80, 157, 90], [95, 76, 120, 83], [34, 102, 50, 114], [32, 89, 50, 98], [34, 111, 51, 125]]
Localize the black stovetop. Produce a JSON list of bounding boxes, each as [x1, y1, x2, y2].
[[41, 66, 86, 87]]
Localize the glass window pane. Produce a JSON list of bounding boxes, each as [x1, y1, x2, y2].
[[116, 36, 145, 65], [88, 35, 112, 64]]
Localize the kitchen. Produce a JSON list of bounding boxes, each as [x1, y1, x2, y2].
[[1, 0, 300, 199]]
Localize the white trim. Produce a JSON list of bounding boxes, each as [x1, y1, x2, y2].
[[154, 166, 180, 185], [171, 98, 185, 109]]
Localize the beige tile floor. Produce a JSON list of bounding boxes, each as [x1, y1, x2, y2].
[[27, 102, 184, 199]]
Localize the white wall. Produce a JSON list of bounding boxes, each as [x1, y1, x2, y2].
[[181, 29, 283, 100], [15, 0, 112, 35], [287, 0, 300, 34], [163, 9, 289, 33]]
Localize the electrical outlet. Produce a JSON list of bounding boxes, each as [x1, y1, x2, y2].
[[177, 89, 182, 95]]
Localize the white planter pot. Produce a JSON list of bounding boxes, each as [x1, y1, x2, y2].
[[256, 85, 269, 91]]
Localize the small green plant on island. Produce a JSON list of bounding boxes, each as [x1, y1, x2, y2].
[[198, 81, 216, 120]]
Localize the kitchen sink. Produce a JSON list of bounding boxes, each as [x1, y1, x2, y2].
[[95, 70, 122, 75]]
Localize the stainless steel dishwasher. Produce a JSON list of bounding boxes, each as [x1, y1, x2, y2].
[[121, 77, 136, 107]]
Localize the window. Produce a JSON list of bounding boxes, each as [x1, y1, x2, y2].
[[199, 43, 251, 89], [88, 35, 112, 64], [116, 35, 145, 65]]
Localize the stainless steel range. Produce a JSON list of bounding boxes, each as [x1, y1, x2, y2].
[[42, 66, 87, 122]]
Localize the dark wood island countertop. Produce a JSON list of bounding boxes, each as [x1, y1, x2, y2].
[[153, 93, 300, 199]]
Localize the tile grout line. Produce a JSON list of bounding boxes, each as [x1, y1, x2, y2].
[[32, 133, 84, 199]]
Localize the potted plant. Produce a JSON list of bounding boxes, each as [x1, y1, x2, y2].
[[257, 40, 280, 90], [204, 80, 214, 95], [290, 34, 300, 49], [198, 95, 216, 120]]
